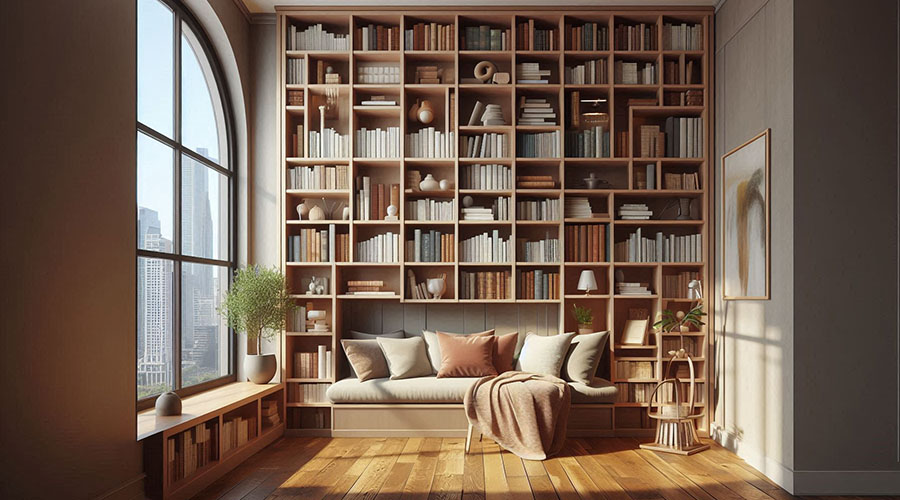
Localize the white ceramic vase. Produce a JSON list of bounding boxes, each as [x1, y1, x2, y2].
[[419, 174, 440, 191], [426, 278, 446, 300]]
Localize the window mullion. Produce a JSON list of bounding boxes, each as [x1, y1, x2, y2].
[[172, 9, 183, 391]]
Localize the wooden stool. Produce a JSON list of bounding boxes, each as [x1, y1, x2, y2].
[[639, 350, 709, 455]]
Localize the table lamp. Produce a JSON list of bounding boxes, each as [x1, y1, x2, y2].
[[687, 279, 703, 300], [577, 270, 598, 295]]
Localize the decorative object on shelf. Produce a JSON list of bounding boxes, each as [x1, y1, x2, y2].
[[341, 206, 351, 220], [439, 179, 451, 191], [722, 128, 770, 300], [155, 391, 182, 416], [462, 195, 474, 208], [324, 85, 340, 119], [572, 304, 593, 334], [316, 197, 343, 219], [426, 274, 447, 300], [474, 60, 497, 83], [324, 65, 341, 84], [307, 309, 329, 332], [654, 301, 706, 355], [576, 270, 598, 296], [308, 204, 325, 221], [408, 99, 420, 122], [419, 173, 440, 191], [621, 318, 650, 345], [687, 279, 703, 301], [219, 266, 295, 384], [492, 72, 510, 84], [296, 201, 309, 220], [416, 99, 434, 124], [583, 172, 611, 190], [307, 276, 327, 295], [385, 204, 399, 221]]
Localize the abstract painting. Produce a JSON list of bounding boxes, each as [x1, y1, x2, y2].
[[722, 129, 770, 300]]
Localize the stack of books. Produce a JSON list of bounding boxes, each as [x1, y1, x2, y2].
[[407, 229, 454, 262], [356, 233, 400, 263], [517, 235, 560, 263], [461, 25, 510, 51], [461, 230, 509, 263], [405, 198, 454, 221], [516, 175, 555, 189], [345, 280, 394, 295], [286, 60, 305, 85], [287, 23, 350, 51], [615, 61, 657, 84], [663, 22, 703, 51], [261, 400, 281, 428], [518, 97, 557, 125], [288, 165, 348, 190], [516, 198, 560, 221], [414, 65, 442, 84], [406, 128, 455, 158], [406, 22, 455, 51], [356, 65, 401, 84], [461, 197, 509, 221], [461, 163, 512, 190], [516, 20, 558, 51], [467, 101, 506, 126], [516, 131, 560, 158], [564, 59, 608, 84], [461, 133, 509, 158], [564, 224, 606, 262], [287, 89, 304, 106], [359, 95, 397, 107], [616, 282, 652, 295], [355, 177, 400, 220], [564, 197, 593, 219], [516, 62, 551, 84], [564, 21, 609, 51], [614, 23, 657, 51], [519, 270, 560, 300], [460, 270, 510, 300], [618, 203, 652, 220], [355, 127, 400, 158], [354, 24, 400, 51]]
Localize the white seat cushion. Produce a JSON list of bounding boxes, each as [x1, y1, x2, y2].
[[327, 376, 480, 403]]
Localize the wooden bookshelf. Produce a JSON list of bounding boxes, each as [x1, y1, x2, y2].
[[278, 7, 712, 437]]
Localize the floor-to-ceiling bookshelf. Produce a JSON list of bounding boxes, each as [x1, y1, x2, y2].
[[278, 7, 713, 437]]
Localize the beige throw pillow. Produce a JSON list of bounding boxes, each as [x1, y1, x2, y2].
[[377, 336, 433, 379], [341, 339, 389, 381], [562, 331, 610, 384], [515, 332, 576, 377]]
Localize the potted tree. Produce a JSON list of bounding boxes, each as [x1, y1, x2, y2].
[[572, 304, 594, 334], [219, 266, 296, 384]]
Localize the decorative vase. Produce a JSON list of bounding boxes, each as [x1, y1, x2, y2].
[[439, 179, 450, 190], [584, 173, 600, 189], [408, 99, 420, 122], [419, 174, 440, 191], [341, 206, 351, 220], [417, 100, 434, 124], [308, 205, 325, 221], [296, 202, 309, 220], [577, 323, 594, 335], [679, 324, 690, 333], [462, 195, 474, 208], [155, 391, 182, 416], [426, 277, 446, 300], [244, 354, 277, 384]]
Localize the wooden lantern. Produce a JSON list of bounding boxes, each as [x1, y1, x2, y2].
[[639, 350, 709, 455]]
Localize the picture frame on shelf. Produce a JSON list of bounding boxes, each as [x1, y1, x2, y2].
[[622, 318, 649, 345]]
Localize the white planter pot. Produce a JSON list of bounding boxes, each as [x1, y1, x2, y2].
[[244, 354, 277, 384]]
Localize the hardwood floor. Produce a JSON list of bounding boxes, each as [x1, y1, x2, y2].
[[191, 437, 893, 500]]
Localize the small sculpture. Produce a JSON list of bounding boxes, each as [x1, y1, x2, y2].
[[417, 100, 434, 124], [385, 205, 399, 221], [296, 201, 309, 220], [462, 195, 474, 208], [474, 60, 497, 83], [492, 72, 510, 84], [439, 179, 450, 190], [426, 276, 446, 300]]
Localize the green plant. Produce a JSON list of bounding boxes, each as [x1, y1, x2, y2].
[[654, 304, 707, 333], [572, 304, 593, 325], [218, 266, 296, 355]]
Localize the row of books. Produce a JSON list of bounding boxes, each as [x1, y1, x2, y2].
[[565, 127, 611, 158], [516, 62, 551, 84], [288, 227, 349, 263], [461, 230, 509, 263], [613, 229, 702, 263], [355, 127, 401, 158], [461, 163, 512, 190], [356, 178, 399, 220], [617, 281, 652, 295], [460, 270, 510, 300], [518, 270, 560, 300], [516, 20, 558, 51], [614, 23, 657, 51], [406, 129, 455, 158], [664, 90, 703, 107], [662, 270, 700, 298], [614, 382, 657, 403], [639, 125, 665, 158], [564, 224, 607, 262], [517, 236, 560, 263], [662, 22, 703, 51], [287, 90, 304, 106], [461, 25, 511, 51], [662, 337, 700, 354], [291, 125, 305, 157], [517, 131, 560, 158], [293, 346, 332, 379], [407, 229, 454, 262], [615, 61, 657, 84], [356, 65, 401, 84], [618, 203, 652, 220], [290, 304, 309, 332], [664, 117, 704, 158], [616, 360, 655, 379], [221, 415, 258, 455], [564, 59, 608, 84], [635, 164, 656, 190], [286, 58, 305, 85], [167, 422, 216, 484], [406, 22, 455, 51], [516, 198, 560, 221], [662, 59, 700, 85], [289, 408, 329, 429], [518, 97, 556, 125], [406, 198, 455, 221], [308, 129, 350, 158], [287, 23, 350, 51], [664, 172, 701, 190], [354, 24, 400, 51], [564, 22, 609, 51], [261, 400, 281, 428], [357, 233, 401, 263], [288, 165, 349, 191], [462, 133, 509, 159], [461, 197, 510, 221]]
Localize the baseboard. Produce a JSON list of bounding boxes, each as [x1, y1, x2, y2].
[[710, 423, 794, 493], [94, 473, 146, 500]]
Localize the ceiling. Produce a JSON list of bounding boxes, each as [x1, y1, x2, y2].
[[241, 0, 718, 14]]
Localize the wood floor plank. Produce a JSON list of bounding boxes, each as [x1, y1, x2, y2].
[[402, 450, 439, 500], [345, 439, 409, 500], [523, 473, 559, 500], [501, 449, 528, 477], [555, 444, 607, 500], [428, 473, 463, 500], [398, 438, 424, 464], [436, 438, 466, 476], [629, 442, 719, 500], [461, 433, 485, 500], [563, 440, 632, 500], [375, 461, 414, 500], [481, 440, 512, 500], [541, 458, 581, 500]]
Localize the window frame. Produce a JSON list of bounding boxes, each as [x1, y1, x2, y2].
[[136, 0, 237, 411]]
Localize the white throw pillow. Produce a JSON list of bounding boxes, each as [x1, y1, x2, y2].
[[516, 332, 577, 377], [376, 336, 433, 380]]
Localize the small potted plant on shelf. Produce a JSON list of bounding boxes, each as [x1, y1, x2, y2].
[[219, 266, 296, 384], [572, 304, 594, 334], [653, 303, 706, 358]]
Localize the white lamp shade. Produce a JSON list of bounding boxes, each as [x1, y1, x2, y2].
[[577, 270, 598, 292], [687, 280, 702, 300]]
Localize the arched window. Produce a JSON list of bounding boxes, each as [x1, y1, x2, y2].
[[136, 0, 235, 406]]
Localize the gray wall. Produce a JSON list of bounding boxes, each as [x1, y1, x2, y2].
[[793, 0, 899, 474], [0, 0, 251, 498], [713, 0, 796, 480]]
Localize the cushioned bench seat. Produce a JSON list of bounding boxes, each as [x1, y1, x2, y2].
[[326, 376, 617, 404]]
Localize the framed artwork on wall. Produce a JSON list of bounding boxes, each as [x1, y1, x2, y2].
[[722, 129, 770, 300]]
